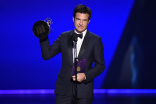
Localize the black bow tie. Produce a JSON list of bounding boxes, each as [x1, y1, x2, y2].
[[73, 33, 83, 42], [76, 33, 83, 39]]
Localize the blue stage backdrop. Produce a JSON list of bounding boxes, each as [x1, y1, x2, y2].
[[0, 0, 134, 89]]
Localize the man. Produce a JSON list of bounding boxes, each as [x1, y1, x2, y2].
[[39, 4, 105, 104]]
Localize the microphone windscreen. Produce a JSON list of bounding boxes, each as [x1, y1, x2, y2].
[[73, 33, 78, 42]]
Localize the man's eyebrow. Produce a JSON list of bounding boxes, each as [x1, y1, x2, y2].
[[83, 19, 88, 21], [75, 18, 88, 21]]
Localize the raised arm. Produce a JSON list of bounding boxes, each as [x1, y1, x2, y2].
[[39, 35, 62, 60]]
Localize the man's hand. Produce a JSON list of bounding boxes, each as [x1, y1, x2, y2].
[[72, 73, 85, 82]]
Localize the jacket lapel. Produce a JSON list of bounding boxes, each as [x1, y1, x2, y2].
[[78, 30, 91, 58], [68, 30, 91, 62], [68, 30, 74, 63]]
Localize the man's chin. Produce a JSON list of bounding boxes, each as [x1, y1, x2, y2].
[[76, 29, 85, 33]]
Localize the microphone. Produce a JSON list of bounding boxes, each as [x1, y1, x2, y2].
[[73, 33, 78, 42]]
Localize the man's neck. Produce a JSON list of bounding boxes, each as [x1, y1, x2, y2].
[[75, 29, 87, 34]]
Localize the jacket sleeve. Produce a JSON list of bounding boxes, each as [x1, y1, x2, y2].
[[84, 37, 105, 83], [39, 35, 62, 60]]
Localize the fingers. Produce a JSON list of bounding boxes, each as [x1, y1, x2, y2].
[[72, 75, 76, 78], [72, 73, 85, 82], [73, 77, 76, 81], [72, 75, 79, 81], [72, 75, 76, 81]]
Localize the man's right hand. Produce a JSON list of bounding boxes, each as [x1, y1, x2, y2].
[[72, 73, 86, 82]]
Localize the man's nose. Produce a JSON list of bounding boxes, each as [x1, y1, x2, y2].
[[79, 20, 83, 25]]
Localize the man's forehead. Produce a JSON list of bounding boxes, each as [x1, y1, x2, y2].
[[75, 13, 89, 18]]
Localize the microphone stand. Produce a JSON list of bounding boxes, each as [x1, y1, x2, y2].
[[73, 39, 78, 104]]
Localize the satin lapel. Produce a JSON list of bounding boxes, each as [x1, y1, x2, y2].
[[68, 30, 74, 63], [78, 30, 91, 58]]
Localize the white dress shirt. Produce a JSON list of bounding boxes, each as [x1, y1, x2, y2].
[[72, 29, 87, 80], [73, 29, 87, 62]]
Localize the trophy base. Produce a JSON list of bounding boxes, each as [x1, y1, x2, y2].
[[32, 21, 50, 39]]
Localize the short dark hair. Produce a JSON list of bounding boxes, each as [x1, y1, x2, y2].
[[73, 4, 92, 20]]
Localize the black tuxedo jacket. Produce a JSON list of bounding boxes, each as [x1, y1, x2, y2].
[[39, 30, 105, 98]]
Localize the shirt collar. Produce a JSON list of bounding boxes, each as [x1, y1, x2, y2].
[[74, 29, 87, 39]]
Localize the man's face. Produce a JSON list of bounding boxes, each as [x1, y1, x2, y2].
[[73, 12, 90, 33]]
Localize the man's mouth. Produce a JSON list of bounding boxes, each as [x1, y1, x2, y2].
[[78, 26, 83, 28]]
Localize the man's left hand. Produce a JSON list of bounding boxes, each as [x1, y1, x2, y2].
[[72, 73, 85, 82]]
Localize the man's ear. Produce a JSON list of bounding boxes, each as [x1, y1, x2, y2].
[[73, 17, 75, 22]]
